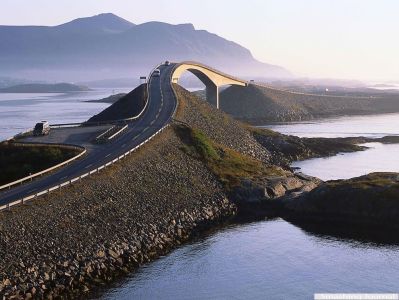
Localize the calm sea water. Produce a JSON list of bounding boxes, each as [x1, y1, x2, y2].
[[100, 113, 399, 300], [0, 88, 130, 141], [265, 113, 399, 180]]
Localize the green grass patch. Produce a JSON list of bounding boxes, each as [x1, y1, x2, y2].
[[0, 142, 81, 185], [175, 125, 286, 189]]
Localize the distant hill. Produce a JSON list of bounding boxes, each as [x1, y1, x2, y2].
[[0, 83, 91, 93], [220, 84, 399, 124], [0, 13, 291, 81]]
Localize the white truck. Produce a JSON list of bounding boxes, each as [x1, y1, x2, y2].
[[33, 121, 50, 136]]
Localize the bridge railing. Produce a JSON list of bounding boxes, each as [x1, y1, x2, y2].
[[176, 61, 248, 85]]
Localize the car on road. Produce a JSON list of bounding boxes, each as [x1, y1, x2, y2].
[[33, 121, 50, 136], [164, 60, 170, 66], [153, 69, 161, 77]]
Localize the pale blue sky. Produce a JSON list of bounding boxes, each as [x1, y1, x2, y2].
[[1, 0, 398, 81]]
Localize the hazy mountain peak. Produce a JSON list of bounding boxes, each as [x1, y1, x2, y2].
[[0, 13, 291, 81], [56, 13, 135, 33]]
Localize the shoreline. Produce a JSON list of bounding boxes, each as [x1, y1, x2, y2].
[[1, 86, 398, 299]]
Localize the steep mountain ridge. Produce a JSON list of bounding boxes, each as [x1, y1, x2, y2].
[[0, 13, 290, 81]]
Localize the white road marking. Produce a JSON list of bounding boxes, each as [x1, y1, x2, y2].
[[27, 189, 36, 194], [85, 164, 93, 169], [105, 153, 111, 158], [60, 176, 68, 181], [121, 143, 126, 148]]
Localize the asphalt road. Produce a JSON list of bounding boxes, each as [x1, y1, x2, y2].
[[0, 63, 178, 206]]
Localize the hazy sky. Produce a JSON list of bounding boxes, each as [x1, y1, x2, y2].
[[1, 0, 398, 81]]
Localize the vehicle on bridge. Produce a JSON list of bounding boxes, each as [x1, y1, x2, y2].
[[164, 60, 171, 66], [153, 69, 161, 77], [33, 121, 50, 136]]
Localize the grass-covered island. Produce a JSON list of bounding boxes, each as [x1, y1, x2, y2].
[[0, 142, 82, 185], [281, 172, 399, 229], [0, 83, 91, 93]]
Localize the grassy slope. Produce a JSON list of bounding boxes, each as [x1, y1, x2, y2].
[[174, 125, 286, 190]]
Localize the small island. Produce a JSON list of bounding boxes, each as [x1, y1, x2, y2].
[[0, 83, 91, 93]]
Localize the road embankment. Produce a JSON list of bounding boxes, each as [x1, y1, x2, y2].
[[1, 85, 395, 299]]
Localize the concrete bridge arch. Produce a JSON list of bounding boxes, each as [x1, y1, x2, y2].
[[171, 62, 247, 109]]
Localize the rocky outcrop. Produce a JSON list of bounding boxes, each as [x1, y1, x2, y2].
[[229, 172, 321, 219], [281, 172, 399, 229], [252, 128, 366, 165]]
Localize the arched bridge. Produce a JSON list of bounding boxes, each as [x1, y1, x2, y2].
[[171, 61, 248, 109]]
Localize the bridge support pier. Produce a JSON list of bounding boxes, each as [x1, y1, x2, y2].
[[206, 83, 219, 109]]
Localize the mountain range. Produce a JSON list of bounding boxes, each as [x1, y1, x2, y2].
[[0, 13, 291, 82]]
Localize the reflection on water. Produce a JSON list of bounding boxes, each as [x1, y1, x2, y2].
[[0, 88, 130, 141], [101, 220, 399, 300]]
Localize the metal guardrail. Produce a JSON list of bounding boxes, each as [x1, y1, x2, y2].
[[0, 125, 169, 212], [50, 63, 163, 129], [0, 144, 86, 191], [0, 63, 166, 212]]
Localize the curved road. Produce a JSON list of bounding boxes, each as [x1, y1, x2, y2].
[[0, 63, 178, 206]]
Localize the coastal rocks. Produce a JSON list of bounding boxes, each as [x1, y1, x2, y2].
[[281, 172, 399, 228], [252, 128, 365, 166], [229, 173, 321, 218]]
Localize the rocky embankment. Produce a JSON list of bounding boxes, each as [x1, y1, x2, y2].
[[220, 84, 399, 124], [0, 84, 395, 299]]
